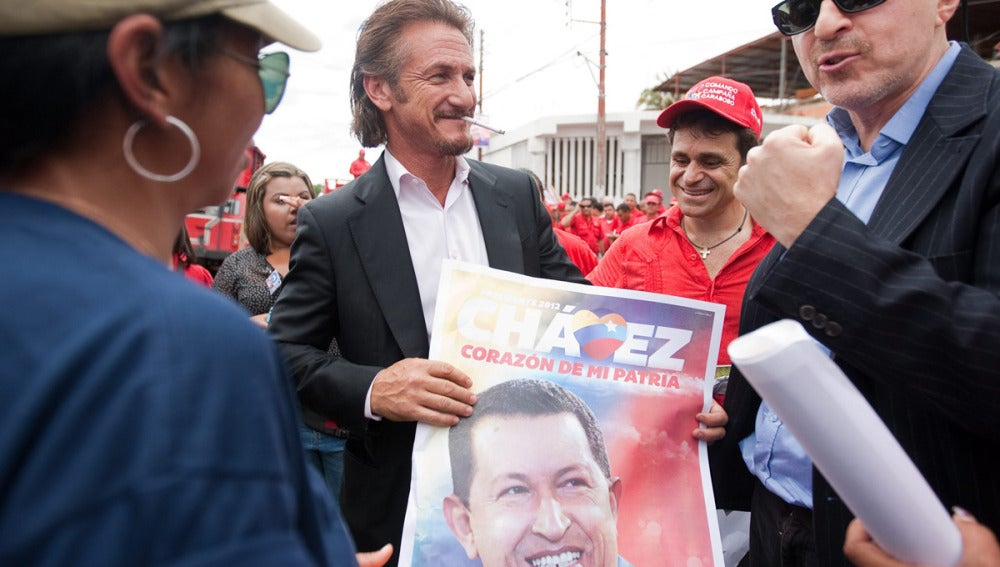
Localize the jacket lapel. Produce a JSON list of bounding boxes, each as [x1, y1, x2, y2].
[[867, 47, 988, 245], [346, 157, 429, 358], [468, 161, 523, 272]]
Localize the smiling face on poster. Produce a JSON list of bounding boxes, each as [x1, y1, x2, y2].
[[443, 379, 623, 567], [400, 261, 726, 567]]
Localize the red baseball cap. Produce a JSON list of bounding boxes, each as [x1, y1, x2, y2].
[[656, 76, 762, 138]]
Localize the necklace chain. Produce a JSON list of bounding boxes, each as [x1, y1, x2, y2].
[[683, 207, 749, 260]]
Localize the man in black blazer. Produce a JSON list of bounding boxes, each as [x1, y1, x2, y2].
[[711, 0, 1000, 565], [267, 1, 585, 564]]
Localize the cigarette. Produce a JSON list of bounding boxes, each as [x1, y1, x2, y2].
[[461, 116, 506, 135]]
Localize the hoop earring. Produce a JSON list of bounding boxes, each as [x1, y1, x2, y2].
[[122, 115, 201, 183]]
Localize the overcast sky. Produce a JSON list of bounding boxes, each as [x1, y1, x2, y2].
[[255, 0, 779, 183]]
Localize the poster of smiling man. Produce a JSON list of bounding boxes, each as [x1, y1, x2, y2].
[[400, 261, 726, 567]]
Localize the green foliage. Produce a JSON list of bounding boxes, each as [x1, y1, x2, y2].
[[636, 73, 677, 111]]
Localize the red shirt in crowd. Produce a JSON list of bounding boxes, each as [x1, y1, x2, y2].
[[599, 214, 616, 237], [597, 214, 616, 251], [173, 253, 214, 288], [555, 229, 598, 276], [587, 205, 775, 366], [349, 157, 371, 178], [566, 211, 602, 254], [612, 212, 647, 233]]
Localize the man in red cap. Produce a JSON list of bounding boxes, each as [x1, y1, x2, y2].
[[641, 191, 665, 221], [650, 188, 668, 215], [590, 73, 774, 410]]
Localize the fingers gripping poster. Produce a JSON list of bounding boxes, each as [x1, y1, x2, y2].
[[400, 261, 726, 567]]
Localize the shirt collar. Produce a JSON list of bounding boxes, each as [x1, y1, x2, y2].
[[384, 149, 471, 199], [640, 204, 679, 235], [827, 41, 961, 161]]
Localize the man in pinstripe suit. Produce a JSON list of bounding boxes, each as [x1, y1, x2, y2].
[[710, 0, 1000, 565]]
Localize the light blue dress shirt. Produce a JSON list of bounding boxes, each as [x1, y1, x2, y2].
[[738, 42, 962, 509]]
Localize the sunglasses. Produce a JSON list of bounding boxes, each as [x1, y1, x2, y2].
[[219, 50, 291, 114], [771, 0, 887, 36]]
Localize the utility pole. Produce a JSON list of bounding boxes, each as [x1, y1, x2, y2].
[[570, 1, 608, 197], [477, 29, 485, 161], [595, 0, 607, 197]]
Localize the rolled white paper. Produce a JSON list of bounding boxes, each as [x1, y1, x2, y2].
[[728, 319, 961, 566]]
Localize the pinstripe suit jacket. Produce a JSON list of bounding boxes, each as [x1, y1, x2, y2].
[[710, 46, 1000, 566], [268, 156, 585, 564]]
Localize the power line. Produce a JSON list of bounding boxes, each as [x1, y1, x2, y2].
[[481, 31, 599, 101]]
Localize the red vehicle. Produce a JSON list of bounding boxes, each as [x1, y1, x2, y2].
[[323, 177, 351, 195], [184, 146, 266, 272]]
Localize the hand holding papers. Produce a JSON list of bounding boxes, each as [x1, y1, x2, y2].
[[727, 319, 961, 566]]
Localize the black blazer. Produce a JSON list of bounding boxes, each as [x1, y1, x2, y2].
[[268, 157, 585, 563], [711, 46, 1000, 566]]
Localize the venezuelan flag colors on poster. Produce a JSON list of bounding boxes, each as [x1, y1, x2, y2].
[[400, 261, 727, 567]]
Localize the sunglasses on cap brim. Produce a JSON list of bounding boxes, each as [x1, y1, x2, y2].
[[771, 0, 888, 36]]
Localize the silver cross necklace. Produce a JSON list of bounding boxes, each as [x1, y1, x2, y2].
[[682, 207, 749, 260]]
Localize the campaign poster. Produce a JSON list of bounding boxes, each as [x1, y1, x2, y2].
[[400, 261, 726, 567]]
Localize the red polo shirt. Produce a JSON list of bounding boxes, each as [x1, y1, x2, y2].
[[587, 205, 775, 366], [566, 212, 602, 254]]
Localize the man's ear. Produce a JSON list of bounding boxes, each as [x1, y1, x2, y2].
[[105, 14, 171, 124], [442, 494, 480, 560], [936, 0, 961, 27], [608, 477, 622, 519], [363, 74, 394, 112]]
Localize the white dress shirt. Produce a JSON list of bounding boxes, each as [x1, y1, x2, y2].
[[384, 151, 490, 337], [365, 151, 489, 419]]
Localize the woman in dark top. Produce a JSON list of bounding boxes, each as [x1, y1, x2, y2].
[[214, 161, 349, 500], [214, 161, 312, 326]]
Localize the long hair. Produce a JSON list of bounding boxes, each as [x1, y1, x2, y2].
[[349, 0, 474, 147], [243, 161, 313, 255], [173, 225, 198, 269]]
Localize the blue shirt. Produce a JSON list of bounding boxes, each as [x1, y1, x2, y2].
[[0, 195, 357, 566], [831, 41, 962, 223], [739, 42, 962, 509]]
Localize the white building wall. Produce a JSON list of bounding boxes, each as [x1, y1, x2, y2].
[[473, 110, 818, 203]]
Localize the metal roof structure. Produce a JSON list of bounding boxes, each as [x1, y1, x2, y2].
[[655, 0, 1000, 101]]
